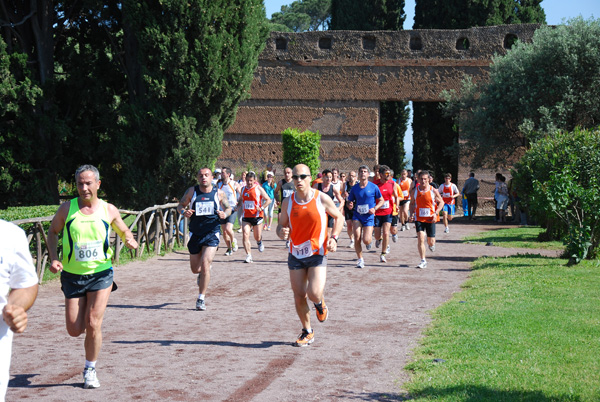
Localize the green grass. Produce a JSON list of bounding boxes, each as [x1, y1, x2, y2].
[[464, 226, 563, 251], [404, 256, 600, 401]]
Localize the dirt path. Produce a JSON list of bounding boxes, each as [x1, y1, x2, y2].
[[7, 219, 559, 401]]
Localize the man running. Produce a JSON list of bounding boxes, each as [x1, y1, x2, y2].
[[218, 167, 240, 255], [178, 168, 232, 311], [347, 165, 384, 268], [277, 167, 295, 247], [343, 171, 358, 248], [313, 169, 344, 238], [237, 171, 271, 263], [277, 164, 343, 347], [48, 165, 139, 389], [439, 173, 460, 233], [409, 170, 444, 269], [373, 165, 396, 263], [398, 169, 412, 232]]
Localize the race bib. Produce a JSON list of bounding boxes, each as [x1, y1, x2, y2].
[[419, 208, 432, 217], [244, 200, 255, 210], [357, 204, 369, 214], [283, 189, 294, 198], [195, 202, 215, 216], [291, 240, 313, 259], [402, 190, 409, 197], [75, 240, 103, 262], [443, 192, 452, 198], [382, 200, 389, 209]]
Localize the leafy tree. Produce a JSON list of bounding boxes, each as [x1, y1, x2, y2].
[[282, 128, 321, 176], [512, 127, 600, 264], [271, 0, 331, 32], [442, 18, 600, 168], [412, 0, 545, 179], [330, 0, 409, 176]]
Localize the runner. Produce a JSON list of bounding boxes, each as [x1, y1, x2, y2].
[[277, 167, 295, 247], [331, 168, 342, 210], [178, 167, 232, 311], [218, 167, 240, 255], [439, 173, 460, 233], [237, 171, 248, 232], [343, 171, 358, 248], [47, 164, 139, 389], [398, 169, 412, 232], [237, 171, 271, 263], [276, 164, 343, 347], [261, 171, 277, 231], [347, 165, 384, 268], [390, 170, 402, 243], [408, 170, 444, 269], [0, 220, 38, 400], [313, 169, 344, 238], [373, 165, 396, 263]]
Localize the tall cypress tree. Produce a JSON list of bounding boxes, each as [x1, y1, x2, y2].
[[412, 0, 545, 181], [331, 0, 410, 176]]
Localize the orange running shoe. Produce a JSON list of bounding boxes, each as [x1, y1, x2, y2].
[[294, 329, 314, 347], [315, 300, 328, 322]]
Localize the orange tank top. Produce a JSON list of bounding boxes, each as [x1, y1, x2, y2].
[[414, 187, 438, 223], [287, 190, 328, 257], [399, 178, 411, 200], [242, 184, 263, 218]]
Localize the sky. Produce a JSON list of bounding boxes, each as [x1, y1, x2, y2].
[[263, 0, 599, 166]]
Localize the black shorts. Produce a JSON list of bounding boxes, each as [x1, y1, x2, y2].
[[219, 213, 236, 225], [188, 231, 220, 254], [391, 215, 398, 226], [344, 208, 354, 221], [242, 217, 264, 226], [327, 215, 334, 229], [288, 254, 327, 270], [374, 214, 392, 227], [61, 269, 116, 299], [399, 200, 410, 206], [415, 221, 436, 238]]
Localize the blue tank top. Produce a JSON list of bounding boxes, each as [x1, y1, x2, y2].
[[189, 186, 221, 237]]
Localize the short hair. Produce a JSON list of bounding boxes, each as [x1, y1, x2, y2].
[[358, 165, 370, 173], [445, 173, 452, 179], [418, 170, 430, 178], [75, 165, 100, 181], [469, 172, 475, 177], [378, 165, 390, 175], [332, 168, 339, 174], [222, 167, 232, 175], [247, 171, 256, 179], [322, 169, 332, 176], [198, 166, 213, 175]]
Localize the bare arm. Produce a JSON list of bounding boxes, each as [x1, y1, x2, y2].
[[217, 190, 233, 219], [371, 196, 385, 215], [258, 186, 271, 209], [333, 187, 345, 211], [433, 189, 445, 215], [47, 202, 70, 273], [320, 193, 344, 252], [177, 187, 195, 218], [276, 197, 291, 240], [108, 204, 138, 250], [3, 285, 38, 333]]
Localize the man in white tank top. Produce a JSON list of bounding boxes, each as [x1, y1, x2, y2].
[[218, 167, 240, 255]]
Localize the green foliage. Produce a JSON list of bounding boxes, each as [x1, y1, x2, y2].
[[512, 127, 600, 264], [379, 101, 410, 175], [270, 0, 331, 32], [0, 205, 60, 222], [331, 0, 405, 30], [443, 17, 600, 168], [413, 0, 545, 175], [0, 38, 44, 208], [281, 128, 321, 177]]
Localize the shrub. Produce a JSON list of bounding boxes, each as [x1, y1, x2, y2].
[[512, 127, 600, 264], [281, 128, 321, 176]]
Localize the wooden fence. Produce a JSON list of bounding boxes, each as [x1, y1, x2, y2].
[[11, 203, 188, 283]]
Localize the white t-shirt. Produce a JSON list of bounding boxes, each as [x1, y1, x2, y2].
[[0, 220, 38, 397]]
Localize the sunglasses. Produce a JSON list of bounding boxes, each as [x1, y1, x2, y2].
[[292, 174, 310, 180]]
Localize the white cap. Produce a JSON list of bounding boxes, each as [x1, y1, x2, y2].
[[215, 168, 222, 173], [267, 171, 274, 177], [369, 172, 375, 177]]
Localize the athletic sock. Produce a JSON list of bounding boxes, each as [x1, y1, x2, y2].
[[85, 360, 96, 369], [198, 294, 205, 300]]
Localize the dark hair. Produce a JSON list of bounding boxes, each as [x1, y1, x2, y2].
[[322, 169, 332, 176], [247, 171, 256, 179], [445, 173, 452, 179], [378, 165, 390, 175]]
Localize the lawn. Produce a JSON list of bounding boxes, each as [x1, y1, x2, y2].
[[463, 226, 563, 251], [403, 253, 600, 401]]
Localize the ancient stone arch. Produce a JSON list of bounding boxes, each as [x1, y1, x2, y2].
[[218, 24, 539, 177]]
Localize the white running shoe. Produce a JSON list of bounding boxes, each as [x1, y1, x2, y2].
[[375, 239, 381, 248], [348, 240, 355, 248], [237, 227, 242, 233], [356, 258, 365, 268], [366, 242, 372, 251], [400, 225, 405, 232], [380, 253, 387, 263], [429, 244, 436, 252], [417, 260, 427, 269], [258, 241, 264, 252], [224, 249, 232, 256], [245, 254, 253, 263], [196, 298, 206, 311], [444, 226, 449, 234], [405, 223, 410, 230], [83, 367, 100, 389], [232, 238, 238, 252], [392, 234, 398, 242], [386, 245, 390, 254]]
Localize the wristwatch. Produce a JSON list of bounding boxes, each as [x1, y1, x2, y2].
[[331, 235, 339, 242]]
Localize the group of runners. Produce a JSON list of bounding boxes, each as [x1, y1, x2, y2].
[[4, 162, 463, 394]]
